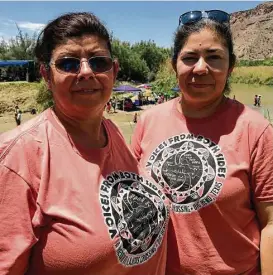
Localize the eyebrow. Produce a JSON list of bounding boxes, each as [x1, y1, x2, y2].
[[206, 48, 224, 53], [182, 48, 224, 54], [57, 49, 109, 57]]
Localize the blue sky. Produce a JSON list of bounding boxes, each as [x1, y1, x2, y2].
[[0, 1, 267, 48]]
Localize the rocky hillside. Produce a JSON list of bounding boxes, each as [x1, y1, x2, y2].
[[230, 1, 273, 60]]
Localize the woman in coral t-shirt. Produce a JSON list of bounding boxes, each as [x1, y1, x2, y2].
[[132, 10, 273, 275], [0, 12, 169, 275]]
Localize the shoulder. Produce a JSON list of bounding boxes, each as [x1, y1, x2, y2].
[[226, 98, 271, 139], [103, 117, 127, 141], [237, 100, 270, 129], [140, 99, 176, 122], [103, 117, 121, 133], [0, 109, 52, 170]]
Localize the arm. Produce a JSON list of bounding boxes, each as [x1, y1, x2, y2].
[[250, 124, 273, 275], [0, 164, 38, 275], [255, 202, 273, 275]]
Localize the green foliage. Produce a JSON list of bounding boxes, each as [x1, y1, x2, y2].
[[237, 58, 273, 67], [0, 24, 37, 60], [131, 40, 171, 74], [35, 80, 54, 111], [230, 66, 273, 85], [112, 38, 170, 82], [152, 59, 177, 94]]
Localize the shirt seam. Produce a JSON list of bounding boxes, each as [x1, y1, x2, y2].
[[0, 119, 46, 163]]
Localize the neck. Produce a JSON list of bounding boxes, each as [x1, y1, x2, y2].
[[178, 95, 225, 119], [53, 107, 107, 148]]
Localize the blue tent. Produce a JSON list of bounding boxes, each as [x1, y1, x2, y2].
[[0, 60, 30, 67], [171, 86, 180, 92]]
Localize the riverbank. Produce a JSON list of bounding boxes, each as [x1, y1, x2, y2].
[[230, 66, 273, 85]]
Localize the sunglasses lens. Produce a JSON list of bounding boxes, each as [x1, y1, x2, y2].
[[55, 58, 80, 73], [207, 11, 230, 23], [89, 57, 113, 73], [181, 11, 202, 24]]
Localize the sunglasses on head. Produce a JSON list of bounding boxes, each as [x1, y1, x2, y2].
[[50, 56, 113, 74], [179, 10, 230, 25]]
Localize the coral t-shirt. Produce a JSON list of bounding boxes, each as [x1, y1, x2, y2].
[[0, 108, 169, 275], [131, 97, 273, 275]]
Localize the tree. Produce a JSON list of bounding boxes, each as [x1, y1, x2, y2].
[[0, 24, 37, 60], [112, 38, 149, 82], [152, 58, 177, 93], [132, 40, 171, 76]]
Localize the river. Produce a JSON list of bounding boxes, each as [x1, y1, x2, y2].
[[229, 83, 273, 121]]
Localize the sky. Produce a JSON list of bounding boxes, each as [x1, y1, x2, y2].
[[0, 1, 268, 48]]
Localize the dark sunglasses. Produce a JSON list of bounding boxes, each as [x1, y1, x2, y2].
[[50, 56, 113, 74], [179, 10, 230, 25]]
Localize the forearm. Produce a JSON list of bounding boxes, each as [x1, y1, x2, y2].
[[260, 224, 273, 275]]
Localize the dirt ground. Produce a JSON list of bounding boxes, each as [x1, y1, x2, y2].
[[0, 105, 154, 144]]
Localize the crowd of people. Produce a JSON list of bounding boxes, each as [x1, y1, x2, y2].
[[0, 9, 272, 275], [0, 67, 28, 82], [105, 96, 117, 113]]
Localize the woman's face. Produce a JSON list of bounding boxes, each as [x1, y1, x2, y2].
[[175, 28, 232, 105], [45, 35, 118, 119]]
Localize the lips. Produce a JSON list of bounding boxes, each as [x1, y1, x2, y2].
[[73, 89, 101, 94], [188, 83, 214, 88]]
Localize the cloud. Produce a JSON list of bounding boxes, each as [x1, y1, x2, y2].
[[0, 18, 45, 40], [17, 22, 45, 32]]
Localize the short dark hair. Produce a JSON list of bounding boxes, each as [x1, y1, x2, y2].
[[172, 19, 236, 93], [34, 12, 112, 64]]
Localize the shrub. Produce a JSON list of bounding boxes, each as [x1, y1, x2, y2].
[[35, 80, 54, 111]]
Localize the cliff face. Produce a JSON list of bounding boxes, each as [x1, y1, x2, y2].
[[230, 1, 273, 60]]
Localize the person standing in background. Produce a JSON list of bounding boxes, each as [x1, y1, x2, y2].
[[16, 110, 22, 126]]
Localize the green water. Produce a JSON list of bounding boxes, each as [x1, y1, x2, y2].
[[229, 83, 273, 121]]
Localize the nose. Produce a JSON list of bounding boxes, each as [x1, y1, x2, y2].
[[192, 57, 209, 75], [77, 59, 95, 80]]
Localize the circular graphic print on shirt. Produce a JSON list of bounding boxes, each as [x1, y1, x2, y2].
[[145, 133, 226, 213], [99, 171, 169, 266]]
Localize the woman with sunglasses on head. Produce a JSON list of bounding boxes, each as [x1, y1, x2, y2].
[[0, 12, 170, 275], [132, 10, 273, 275]]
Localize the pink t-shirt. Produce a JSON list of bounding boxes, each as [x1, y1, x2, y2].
[[0, 108, 170, 275], [131, 97, 273, 275]]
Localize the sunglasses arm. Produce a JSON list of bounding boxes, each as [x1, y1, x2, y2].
[[178, 15, 182, 26]]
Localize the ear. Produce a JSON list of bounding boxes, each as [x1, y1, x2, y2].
[[40, 64, 52, 90], [228, 65, 234, 76], [172, 60, 178, 76], [112, 59, 119, 82]]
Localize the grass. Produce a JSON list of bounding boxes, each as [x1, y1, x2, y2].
[[0, 82, 39, 113], [0, 109, 142, 144], [230, 66, 273, 85]]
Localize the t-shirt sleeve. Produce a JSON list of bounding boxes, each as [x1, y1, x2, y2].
[[0, 164, 38, 275], [250, 124, 273, 202], [131, 117, 144, 161]]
